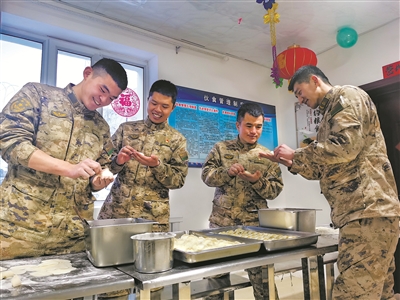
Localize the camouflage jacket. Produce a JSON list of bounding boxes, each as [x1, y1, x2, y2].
[[98, 118, 189, 226], [290, 85, 400, 228], [0, 83, 113, 245], [201, 137, 283, 227]]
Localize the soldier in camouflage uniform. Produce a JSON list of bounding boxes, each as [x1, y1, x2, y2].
[[0, 58, 128, 260], [98, 79, 189, 232], [261, 65, 400, 300], [202, 102, 283, 300]]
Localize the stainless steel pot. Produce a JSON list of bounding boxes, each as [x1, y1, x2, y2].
[[258, 208, 318, 232], [131, 232, 175, 273], [84, 218, 156, 267]]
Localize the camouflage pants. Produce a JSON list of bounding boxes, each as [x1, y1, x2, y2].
[[247, 267, 280, 300], [333, 217, 399, 300]]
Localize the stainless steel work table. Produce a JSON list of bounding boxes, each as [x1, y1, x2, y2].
[[118, 234, 339, 300], [0, 252, 135, 299]]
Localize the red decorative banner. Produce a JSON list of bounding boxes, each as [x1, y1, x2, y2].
[[112, 87, 140, 117], [382, 61, 400, 79]]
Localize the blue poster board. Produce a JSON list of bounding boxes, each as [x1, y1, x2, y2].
[[168, 86, 278, 167]]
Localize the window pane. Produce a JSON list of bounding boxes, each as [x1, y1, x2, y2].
[[0, 34, 42, 184], [56, 50, 91, 88], [0, 34, 42, 110]]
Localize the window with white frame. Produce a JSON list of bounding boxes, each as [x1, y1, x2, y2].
[[0, 32, 146, 188]]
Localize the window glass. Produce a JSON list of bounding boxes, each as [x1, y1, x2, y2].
[[102, 62, 145, 135], [0, 34, 42, 110], [56, 50, 91, 88], [0, 34, 42, 184]]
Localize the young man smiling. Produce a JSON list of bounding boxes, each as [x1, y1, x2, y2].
[[98, 79, 189, 233], [260, 65, 400, 300], [0, 58, 127, 259], [201, 102, 283, 299]]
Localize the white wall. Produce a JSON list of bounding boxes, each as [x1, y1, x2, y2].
[[2, 2, 399, 230], [271, 18, 400, 228]]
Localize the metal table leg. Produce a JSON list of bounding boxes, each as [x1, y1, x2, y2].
[[139, 288, 151, 300], [172, 282, 191, 300], [262, 264, 275, 300], [325, 262, 335, 300], [302, 257, 311, 298], [302, 255, 327, 300]]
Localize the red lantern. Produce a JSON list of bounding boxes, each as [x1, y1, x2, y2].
[[276, 45, 317, 80]]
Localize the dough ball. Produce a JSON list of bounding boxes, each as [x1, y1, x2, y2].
[[1, 270, 15, 279], [11, 275, 21, 287], [100, 168, 113, 179]]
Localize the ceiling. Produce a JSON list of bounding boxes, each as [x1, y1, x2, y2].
[[54, 0, 399, 68]]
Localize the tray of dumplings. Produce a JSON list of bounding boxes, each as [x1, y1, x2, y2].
[[173, 230, 262, 263], [198, 226, 319, 252]]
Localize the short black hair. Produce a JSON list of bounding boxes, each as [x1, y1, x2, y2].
[[288, 65, 331, 92], [149, 79, 178, 105], [237, 102, 264, 123], [92, 58, 128, 91]]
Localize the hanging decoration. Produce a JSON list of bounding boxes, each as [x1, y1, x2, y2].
[[336, 27, 358, 48], [112, 87, 141, 117], [276, 45, 317, 80], [257, 0, 283, 88]]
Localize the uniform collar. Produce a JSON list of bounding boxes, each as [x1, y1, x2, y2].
[[236, 136, 258, 151], [65, 84, 95, 117], [145, 117, 167, 130], [318, 86, 339, 114]]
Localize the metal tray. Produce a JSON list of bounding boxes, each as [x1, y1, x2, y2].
[[199, 226, 319, 252], [173, 230, 262, 263]]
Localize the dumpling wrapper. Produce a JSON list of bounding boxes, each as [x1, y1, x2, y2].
[[9, 264, 37, 274], [40, 259, 71, 265], [30, 270, 54, 277]]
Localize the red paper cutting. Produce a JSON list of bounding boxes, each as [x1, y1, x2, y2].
[[112, 87, 140, 117]]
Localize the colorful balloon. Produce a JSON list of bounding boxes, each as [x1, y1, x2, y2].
[[336, 27, 358, 48]]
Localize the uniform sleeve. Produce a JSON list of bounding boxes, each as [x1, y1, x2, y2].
[[201, 143, 235, 187], [291, 90, 366, 177], [150, 135, 189, 189], [0, 83, 41, 167], [95, 123, 116, 169], [251, 160, 283, 200], [289, 151, 322, 180], [107, 123, 126, 174]]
